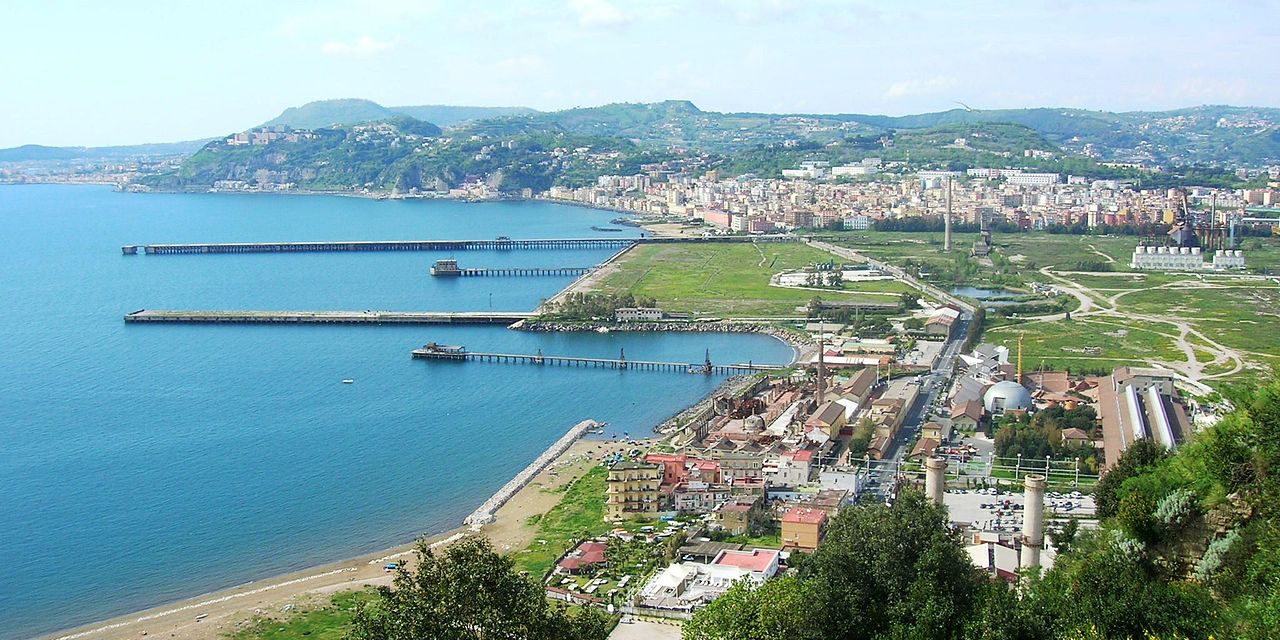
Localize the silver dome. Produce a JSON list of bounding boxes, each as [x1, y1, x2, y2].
[[983, 380, 1033, 414]]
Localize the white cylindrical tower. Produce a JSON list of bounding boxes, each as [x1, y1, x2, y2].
[[925, 457, 947, 505], [1021, 474, 1047, 569]]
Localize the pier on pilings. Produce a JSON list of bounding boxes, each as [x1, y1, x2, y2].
[[411, 344, 782, 376]]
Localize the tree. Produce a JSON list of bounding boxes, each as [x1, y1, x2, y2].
[[1095, 439, 1170, 518], [684, 574, 822, 640], [349, 536, 610, 640], [1050, 519, 1080, 556], [803, 491, 988, 639], [1024, 529, 1219, 639]]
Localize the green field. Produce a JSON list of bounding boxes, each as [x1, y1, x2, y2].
[[592, 242, 905, 316], [227, 589, 374, 640], [985, 317, 1186, 375], [513, 465, 611, 578]]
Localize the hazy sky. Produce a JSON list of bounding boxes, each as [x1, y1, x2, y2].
[[3, 0, 1276, 147]]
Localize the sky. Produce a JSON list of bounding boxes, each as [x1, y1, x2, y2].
[[2, 0, 1277, 148]]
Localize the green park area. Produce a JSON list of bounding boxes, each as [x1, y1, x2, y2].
[[984, 317, 1186, 376], [591, 242, 913, 317], [809, 230, 1280, 388], [515, 465, 611, 577]]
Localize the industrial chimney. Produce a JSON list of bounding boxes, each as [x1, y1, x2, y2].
[[1021, 474, 1046, 569], [944, 177, 954, 252], [925, 457, 947, 505]]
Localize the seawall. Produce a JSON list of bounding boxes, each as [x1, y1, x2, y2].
[[462, 419, 599, 528]]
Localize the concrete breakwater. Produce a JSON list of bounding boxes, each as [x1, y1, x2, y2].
[[462, 419, 599, 529], [516, 320, 812, 353]]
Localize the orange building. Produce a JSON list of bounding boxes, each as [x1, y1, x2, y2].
[[781, 507, 827, 550]]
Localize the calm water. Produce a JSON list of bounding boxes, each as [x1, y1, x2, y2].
[[949, 285, 1027, 306], [0, 185, 792, 639]]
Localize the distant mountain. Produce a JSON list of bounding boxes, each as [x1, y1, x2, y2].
[[260, 98, 537, 130], [143, 115, 654, 193], [839, 105, 1280, 166], [251, 98, 1280, 167], [0, 139, 211, 162], [508, 102, 1280, 166], [260, 99, 400, 130], [391, 105, 539, 128]]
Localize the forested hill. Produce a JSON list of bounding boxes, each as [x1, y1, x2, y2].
[[140, 98, 1279, 192], [839, 105, 1280, 167], [251, 98, 1280, 166], [139, 115, 670, 193]]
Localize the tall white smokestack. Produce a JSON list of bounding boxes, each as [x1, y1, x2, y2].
[[944, 177, 954, 252], [1021, 474, 1046, 569], [925, 457, 947, 505]]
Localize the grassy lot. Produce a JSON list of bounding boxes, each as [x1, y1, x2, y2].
[[821, 231, 1138, 270], [592, 242, 905, 316], [514, 465, 611, 578], [720, 531, 783, 548], [984, 317, 1184, 375], [1118, 283, 1280, 383], [227, 589, 374, 640]]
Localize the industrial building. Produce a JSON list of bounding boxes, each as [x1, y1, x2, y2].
[[1096, 367, 1192, 468], [1130, 245, 1247, 271]]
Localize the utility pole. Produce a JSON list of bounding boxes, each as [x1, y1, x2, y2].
[[817, 320, 826, 405]]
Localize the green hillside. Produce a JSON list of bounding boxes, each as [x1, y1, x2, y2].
[[142, 116, 664, 193], [391, 104, 538, 127], [262, 99, 399, 130]]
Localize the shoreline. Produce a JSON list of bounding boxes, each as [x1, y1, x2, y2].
[[40, 433, 634, 640], [40, 354, 761, 640], [31, 188, 796, 640]]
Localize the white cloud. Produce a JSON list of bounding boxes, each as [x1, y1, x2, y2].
[[885, 76, 959, 99], [569, 0, 633, 27], [321, 36, 397, 56]]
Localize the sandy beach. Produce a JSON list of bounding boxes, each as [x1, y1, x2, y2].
[[42, 436, 641, 640]]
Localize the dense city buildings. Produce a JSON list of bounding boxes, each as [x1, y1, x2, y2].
[[544, 166, 1274, 239]]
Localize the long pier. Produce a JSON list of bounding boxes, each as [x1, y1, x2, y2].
[[122, 234, 798, 255], [131, 238, 636, 255], [124, 310, 534, 325], [431, 265, 593, 277], [411, 345, 783, 375]]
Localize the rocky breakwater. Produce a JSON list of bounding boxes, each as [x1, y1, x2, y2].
[[463, 419, 599, 529]]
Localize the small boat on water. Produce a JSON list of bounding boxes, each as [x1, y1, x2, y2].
[[595, 327, 610, 334], [590, 226, 625, 232], [342, 379, 355, 384]]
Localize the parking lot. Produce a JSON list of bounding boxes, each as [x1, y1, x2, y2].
[[943, 489, 1096, 532]]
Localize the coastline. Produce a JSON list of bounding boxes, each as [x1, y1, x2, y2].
[[40, 357, 773, 640], [32, 189, 795, 640], [40, 433, 639, 640]]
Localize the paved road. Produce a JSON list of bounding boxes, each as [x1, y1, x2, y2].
[[805, 238, 977, 499]]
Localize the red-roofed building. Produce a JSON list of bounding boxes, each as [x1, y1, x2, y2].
[[555, 540, 608, 575], [645, 453, 690, 489], [711, 549, 781, 580], [782, 507, 827, 550]]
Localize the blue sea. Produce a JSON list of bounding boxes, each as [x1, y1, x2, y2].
[[0, 185, 793, 639]]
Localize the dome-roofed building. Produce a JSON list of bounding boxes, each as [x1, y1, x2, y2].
[[984, 380, 1033, 415]]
